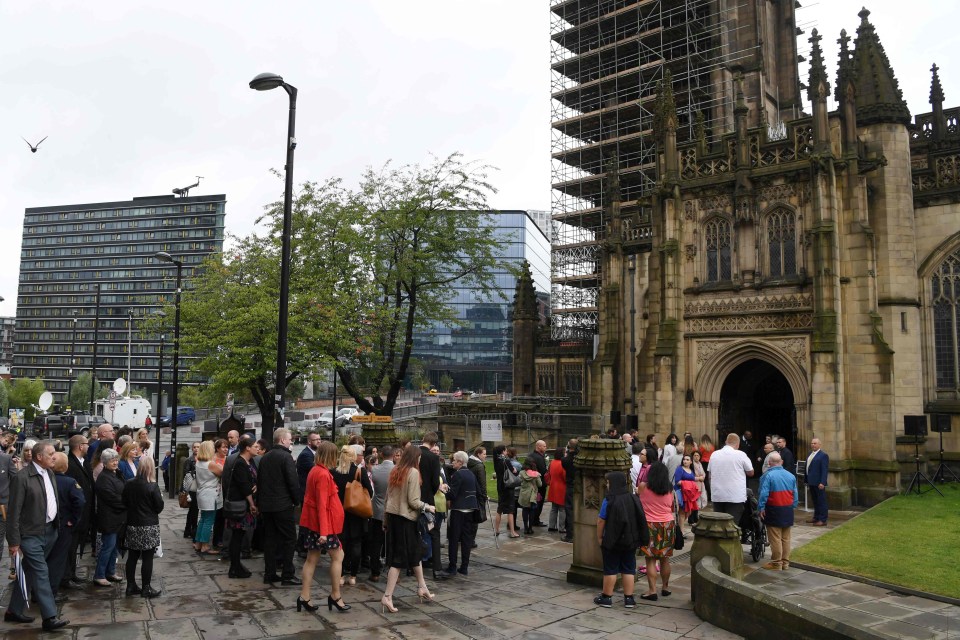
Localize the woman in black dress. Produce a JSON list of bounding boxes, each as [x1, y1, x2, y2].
[[331, 444, 372, 586], [381, 445, 437, 613], [121, 456, 164, 597], [222, 437, 259, 579]]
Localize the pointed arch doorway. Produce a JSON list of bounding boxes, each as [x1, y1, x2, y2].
[[717, 360, 796, 452]]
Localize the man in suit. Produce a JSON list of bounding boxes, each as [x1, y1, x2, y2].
[[227, 430, 241, 456], [257, 428, 301, 585], [369, 445, 398, 582], [49, 452, 85, 598], [293, 431, 320, 557], [806, 437, 829, 526], [418, 432, 446, 581], [4, 440, 69, 631], [64, 435, 92, 587], [0, 440, 17, 574]]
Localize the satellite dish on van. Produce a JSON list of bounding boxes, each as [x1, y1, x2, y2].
[[38, 391, 53, 412], [113, 378, 127, 395]]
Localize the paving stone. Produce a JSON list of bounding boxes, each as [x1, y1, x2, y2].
[[882, 594, 955, 612], [160, 574, 221, 597], [211, 590, 283, 613], [849, 600, 924, 619], [194, 614, 265, 640], [900, 612, 960, 633], [252, 610, 328, 636], [112, 595, 153, 622], [59, 598, 113, 625], [390, 619, 469, 639], [564, 610, 635, 633], [682, 622, 746, 639], [535, 621, 609, 640], [868, 619, 941, 640], [641, 608, 703, 634], [76, 621, 147, 639], [150, 594, 219, 619], [147, 617, 203, 640], [476, 614, 534, 638], [605, 625, 682, 640]]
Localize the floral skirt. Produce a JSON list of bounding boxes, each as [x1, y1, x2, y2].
[[639, 520, 675, 559], [298, 526, 341, 551]]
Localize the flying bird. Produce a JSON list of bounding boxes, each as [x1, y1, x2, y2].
[[21, 136, 48, 153]]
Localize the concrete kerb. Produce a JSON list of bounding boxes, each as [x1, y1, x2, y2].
[[692, 556, 897, 640], [788, 561, 960, 608]]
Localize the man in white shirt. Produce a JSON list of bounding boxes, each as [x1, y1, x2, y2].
[[708, 433, 755, 525], [629, 442, 644, 487]]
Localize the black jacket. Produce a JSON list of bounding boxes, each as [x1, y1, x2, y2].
[[256, 445, 299, 512], [94, 469, 127, 534], [447, 467, 479, 511], [223, 455, 254, 503], [55, 472, 86, 532], [779, 446, 797, 476], [8, 463, 60, 545], [600, 474, 649, 552], [528, 450, 547, 476], [67, 453, 93, 526], [418, 446, 441, 505], [296, 446, 315, 502], [121, 477, 164, 526]]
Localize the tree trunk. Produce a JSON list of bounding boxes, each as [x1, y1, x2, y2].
[[249, 379, 277, 440]]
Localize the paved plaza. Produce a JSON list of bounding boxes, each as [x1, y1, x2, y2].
[[1, 496, 958, 639]]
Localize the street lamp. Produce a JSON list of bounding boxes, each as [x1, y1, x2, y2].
[[250, 72, 297, 440], [154, 309, 166, 467], [154, 251, 182, 497], [67, 310, 78, 408], [89, 284, 101, 410]]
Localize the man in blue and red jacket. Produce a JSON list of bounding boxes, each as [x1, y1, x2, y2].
[[757, 452, 798, 571]]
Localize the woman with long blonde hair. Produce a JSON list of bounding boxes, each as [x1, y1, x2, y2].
[[380, 446, 437, 613], [331, 444, 372, 586]]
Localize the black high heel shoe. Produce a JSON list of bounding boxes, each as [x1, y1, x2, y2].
[[328, 595, 351, 612], [296, 596, 318, 612]]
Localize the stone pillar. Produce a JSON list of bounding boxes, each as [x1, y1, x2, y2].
[[362, 421, 399, 452], [566, 438, 631, 587], [689, 511, 743, 601], [174, 442, 190, 493]]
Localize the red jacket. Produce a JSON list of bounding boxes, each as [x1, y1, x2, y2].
[[546, 459, 567, 506], [299, 465, 344, 536]]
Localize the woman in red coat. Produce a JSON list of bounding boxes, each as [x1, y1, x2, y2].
[[298, 441, 350, 613], [547, 447, 567, 534]]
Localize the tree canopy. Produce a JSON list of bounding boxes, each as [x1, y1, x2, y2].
[[171, 153, 508, 431]]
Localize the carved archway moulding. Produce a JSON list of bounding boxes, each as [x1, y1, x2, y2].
[[692, 338, 811, 435]]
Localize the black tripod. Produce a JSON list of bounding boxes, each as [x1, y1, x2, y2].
[[932, 427, 960, 483], [905, 437, 943, 496]]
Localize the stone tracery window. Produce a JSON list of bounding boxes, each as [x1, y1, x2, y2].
[[932, 252, 960, 388], [766, 208, 797, 277], [705, 218, 732, 282]]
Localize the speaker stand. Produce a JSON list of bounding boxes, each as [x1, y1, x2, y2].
[[904, 438, 943, 497], [932, 428, 960, 483]]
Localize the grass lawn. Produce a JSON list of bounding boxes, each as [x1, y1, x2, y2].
[[484, 459, 499, 502], [791, 483, 960, 599]]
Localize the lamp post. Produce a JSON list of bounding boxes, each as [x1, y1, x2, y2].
[[67, 310, 78, 408], [154, 309, 166, 467], [89, 284, 101, 410], [249, 71, 297, 440], [154, 252, 182, 497], [127, 309, 133, 388]]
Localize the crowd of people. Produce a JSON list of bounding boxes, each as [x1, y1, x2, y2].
[[0, 419, 820, 628]]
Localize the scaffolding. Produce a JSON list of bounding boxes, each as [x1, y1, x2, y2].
[[549, 0, 758, 341]]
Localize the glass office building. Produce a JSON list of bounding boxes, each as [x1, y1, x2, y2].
[[13, 193, 226, 404], [411, 210, 551, 393]]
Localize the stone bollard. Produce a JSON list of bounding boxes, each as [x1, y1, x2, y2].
[[690, 511, 743, 601], [566, 438, 631, 587], [362, 421, 399, 452]]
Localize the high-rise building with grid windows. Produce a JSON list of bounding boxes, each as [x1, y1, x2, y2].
[[13, 193, 226, 404]]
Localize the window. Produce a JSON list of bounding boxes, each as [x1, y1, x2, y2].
[[704, 218, 732, 282], [933, 251, 960, 388], [767, 208, 797, 277]]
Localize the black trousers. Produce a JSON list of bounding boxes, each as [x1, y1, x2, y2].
[[66, 521, 86, 581], [563, 483, 574, 539], [47, 525, 72, 594], [125, 549, 155, 588], [184, 492, 199, 537], [341, 529, 363, 578], [261, 509, 296, 580], [446, 510, 478, 571], [423, 517, 443, 574], [532, 493, 545, 524], [713, 501, 745, 527], [367, 519, 384, 576]]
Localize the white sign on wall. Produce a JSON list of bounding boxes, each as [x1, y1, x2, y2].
[[480, 419, 503, 442]]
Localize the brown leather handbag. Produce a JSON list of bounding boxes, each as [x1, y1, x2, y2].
[[344, 467, 373, 518]]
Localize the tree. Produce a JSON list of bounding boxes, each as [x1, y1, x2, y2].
[[409, 358, 428, 392], [439, 373, 454, 393], [0, 379, 7, 415], [7, 377, 46, 422], [330, 153, 508, 415], [69, 373, 110, 412]]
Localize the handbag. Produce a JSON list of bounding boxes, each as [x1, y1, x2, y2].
[[222, 458, 248, 521], [502, 467, 521, 489], [344, 467, 373, 518], [434, 489, 447, 513], [183, 469, 198, 493], [178, 490, 190, 509], [672, 496, 684, 550]]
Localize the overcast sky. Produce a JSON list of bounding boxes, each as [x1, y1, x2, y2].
[[1, 0, 957, 318]]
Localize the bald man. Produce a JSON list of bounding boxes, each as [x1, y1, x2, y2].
[[757, 452, 798, 570], [527, 440, 548, 526]]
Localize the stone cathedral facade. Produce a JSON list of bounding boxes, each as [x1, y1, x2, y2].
[[528, 7, 960, 507]]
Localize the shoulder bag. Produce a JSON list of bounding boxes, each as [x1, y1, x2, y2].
[[502, 467, 521, 489], [672, 494, 685, 550], [344, 467, 373, 518]]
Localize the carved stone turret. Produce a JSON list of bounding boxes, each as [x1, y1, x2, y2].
[[512, 260, 538, 397], [851, 7, 911, 126], [808, 29, 831, 152], [930, 63, 946, 142], [566, 438, 631, 587], [836, 29, 858, 152]]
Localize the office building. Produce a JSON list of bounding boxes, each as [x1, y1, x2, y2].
[[13, 193, 226, 404], [0, 317, 14, 378], [412, 210, 551, 394]]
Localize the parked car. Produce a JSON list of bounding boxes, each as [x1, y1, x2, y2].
[[30, 414, 88, 439], [316, 411, 334, 428], [73, 413, 108, 436], [335, 407, 361, 428], [158, 406, 196, 426]]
